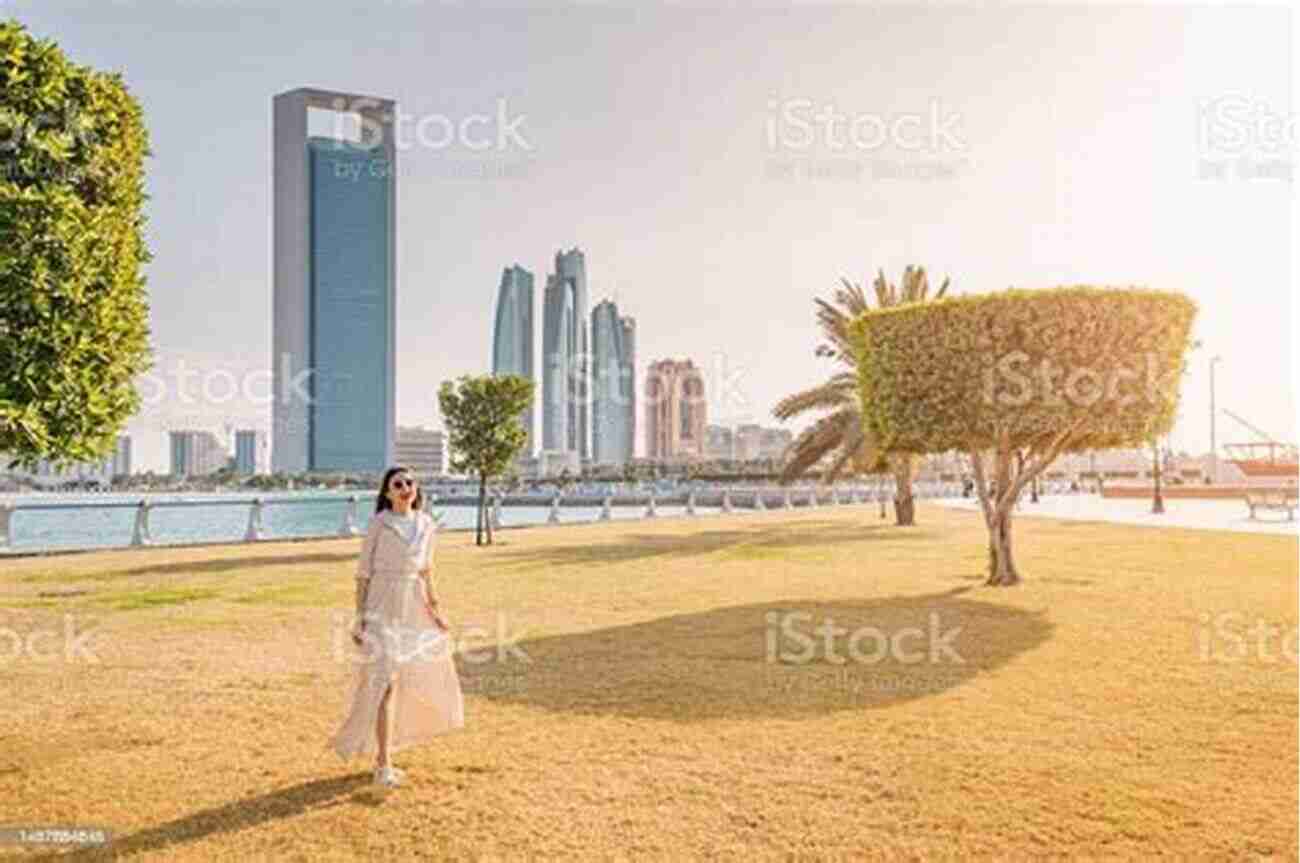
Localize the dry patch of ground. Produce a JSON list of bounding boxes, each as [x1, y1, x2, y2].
[[0, 505, 1295, 860]]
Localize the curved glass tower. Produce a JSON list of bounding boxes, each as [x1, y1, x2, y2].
[[591, 300, 634, 465], [492, 265, 535, 454], [542, 248, 589, 458]]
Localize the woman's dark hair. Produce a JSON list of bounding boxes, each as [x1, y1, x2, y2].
[[375, 466, 424, 513]]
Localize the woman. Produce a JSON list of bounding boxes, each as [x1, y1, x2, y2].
[[328, 466, 464, 787]]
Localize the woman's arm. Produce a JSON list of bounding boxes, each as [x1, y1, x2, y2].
[[418, 516, 448, 630], [352, 516, 381, 637]]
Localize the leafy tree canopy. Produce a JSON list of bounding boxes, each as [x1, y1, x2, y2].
[[1, 20, 153, 469]]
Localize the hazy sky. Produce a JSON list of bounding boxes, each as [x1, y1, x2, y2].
[[6, 1, 1294, 472]]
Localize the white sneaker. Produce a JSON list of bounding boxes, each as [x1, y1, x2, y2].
[[373, 765, 405, 787]]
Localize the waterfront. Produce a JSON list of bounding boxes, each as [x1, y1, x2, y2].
[[0, 491, 739, 553]]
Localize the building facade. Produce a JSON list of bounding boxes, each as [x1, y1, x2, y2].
[[0, 455, 112, 485], [539, 448, 581, 478], [234, 429, 269, 475], [734, 424, 763, 460], [704, 424, 735, 459], [644, 359, 707, 460], [272, 88, 396, 474], [619, 315, 637, 459], [395, 426, 449, 476], [759, 427, 794, 461], [112, 435, 132, 477], [542, 248, 589, 459], [492, 264, 536, 455], [590, 300, 634, 466], [169, 430, 228, 477]]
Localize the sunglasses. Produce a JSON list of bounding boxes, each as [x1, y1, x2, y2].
[[390, 477, 416, 491]]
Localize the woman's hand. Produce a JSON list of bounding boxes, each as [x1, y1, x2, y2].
[[351, 622, 366, 646], [424, 601, 450, 632]]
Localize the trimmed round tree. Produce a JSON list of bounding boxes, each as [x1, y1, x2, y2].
[[0, 21, 152, 469], [851, 286, 1197, 585]]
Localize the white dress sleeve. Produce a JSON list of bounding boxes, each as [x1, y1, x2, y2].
[[355, 515, 382, 581]]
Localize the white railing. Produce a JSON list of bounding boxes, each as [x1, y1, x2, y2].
[[0, 480, 1009, 553]]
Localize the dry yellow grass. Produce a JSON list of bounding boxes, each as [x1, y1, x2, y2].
[[0, 504, 1295, 861]]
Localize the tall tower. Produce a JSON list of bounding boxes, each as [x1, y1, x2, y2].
[[542, 248, 590, 459], [619, 315, 637, 460], [644, 359, 707, 460], [492, 264, 536, 455], [272, 88, 396, 473], [591, 300, 633, 465]]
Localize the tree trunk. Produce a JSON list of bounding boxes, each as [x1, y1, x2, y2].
[[1151, 444, 1165, 514], [892, 457, 915, 526], [485, 478, 495, 545], [476, 475, 486, 546], [986, 506, 1020, 586]]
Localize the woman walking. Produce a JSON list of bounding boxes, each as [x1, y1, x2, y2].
[[329, 467, 464, 787]]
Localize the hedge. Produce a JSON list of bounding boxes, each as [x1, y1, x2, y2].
[[850, 286, 1198, 456]]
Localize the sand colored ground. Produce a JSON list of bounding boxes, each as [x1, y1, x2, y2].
[[0, 504, 1295, 860]]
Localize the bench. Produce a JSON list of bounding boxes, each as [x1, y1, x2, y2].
[[1244, 490, 1297, 521]]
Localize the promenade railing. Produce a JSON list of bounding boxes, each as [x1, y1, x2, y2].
[[0, 480, 1026, 553]]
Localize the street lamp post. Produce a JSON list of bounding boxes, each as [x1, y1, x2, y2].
[[1209, 355, 1222, 485]]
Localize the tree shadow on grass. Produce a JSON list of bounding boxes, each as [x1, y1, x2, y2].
[[31, 773, 374, 861], [20, 551, 358, 584], [458, 587, 1053, 721], [488, 519, 944, 570]]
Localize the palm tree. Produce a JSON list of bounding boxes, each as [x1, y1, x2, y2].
[[773, 265, 950, 526]]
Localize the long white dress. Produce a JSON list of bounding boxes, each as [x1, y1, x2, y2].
[[328, 509, 465, 760]]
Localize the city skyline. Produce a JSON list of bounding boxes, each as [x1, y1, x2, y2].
[[10, 6, 1292, 474]]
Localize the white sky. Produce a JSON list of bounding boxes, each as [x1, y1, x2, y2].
[[6, 2, 1294, 472]]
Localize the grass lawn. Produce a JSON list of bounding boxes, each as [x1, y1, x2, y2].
[[0, 504, 1295, 860]]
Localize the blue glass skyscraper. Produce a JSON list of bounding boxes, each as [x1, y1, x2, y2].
[[493, 264, 536, 455], [591, 300, 634, 465], [542, 248, 590, 459], [272, 89, 396, 473]]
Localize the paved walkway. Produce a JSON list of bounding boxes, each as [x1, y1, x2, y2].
[[939, 493, 1298, 536]]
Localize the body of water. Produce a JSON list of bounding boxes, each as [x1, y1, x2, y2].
[[0, 491, 731, 553]]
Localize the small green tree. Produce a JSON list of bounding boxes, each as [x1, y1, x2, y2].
[[0, 22, 152, 469], [438, 374, 534, 546], [852, 286, 1196, 585]]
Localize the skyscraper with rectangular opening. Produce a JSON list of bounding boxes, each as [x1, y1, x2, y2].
[[272, 88, 396, 473]]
